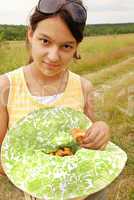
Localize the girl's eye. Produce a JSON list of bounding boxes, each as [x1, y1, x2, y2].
[[63, 44, 73, 50], [40, 38, 49, 45]]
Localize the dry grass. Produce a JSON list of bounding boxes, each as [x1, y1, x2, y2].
[[92, 71, 134, 200], [83, 57, 134, 85], [0, 175, 24, 200], [0, 41, 28, 74], [70, 34, 134, 74], [107, 173, 134, 200]]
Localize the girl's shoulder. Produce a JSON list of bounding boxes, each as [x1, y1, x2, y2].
[[70, 71, 93, 93], [80, 76, 94, 97], [0, 66, 24, 106], [0, 74, 10, 90]]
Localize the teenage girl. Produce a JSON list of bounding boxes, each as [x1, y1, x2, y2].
[[0, 0, 110, 199]]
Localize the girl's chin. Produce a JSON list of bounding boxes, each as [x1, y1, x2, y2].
[[41, 68, 62, 77]]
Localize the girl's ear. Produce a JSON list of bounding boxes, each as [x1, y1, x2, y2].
[[27, 26, 34, 44], [73, 43, 81, 59]]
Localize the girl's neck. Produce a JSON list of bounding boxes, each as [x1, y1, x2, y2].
[[23, 64, 69, 96], [30, 63, 68, 84]]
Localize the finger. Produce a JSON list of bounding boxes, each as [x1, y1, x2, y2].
[[81, 139, 108, 150], [91, 131, 106, 145], [92, 129, 110, 146], [80, 142, 100, 149], [82, 128, 99, 144], [92, 133, 109, 149]]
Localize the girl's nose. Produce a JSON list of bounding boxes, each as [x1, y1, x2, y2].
[[47, 46, 60, 62]]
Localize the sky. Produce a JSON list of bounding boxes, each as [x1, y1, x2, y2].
[[0, 0, 134, 25]]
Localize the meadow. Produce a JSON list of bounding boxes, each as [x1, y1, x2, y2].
[[0, 34, 134, 200]]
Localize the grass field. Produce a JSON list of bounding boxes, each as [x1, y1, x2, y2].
[[0, 34, 134, 200]]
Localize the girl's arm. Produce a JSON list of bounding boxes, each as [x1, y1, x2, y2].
[[81, 77, 95, 122], [0, 75, 9, 144], [81, 77, 110, 150], [0, 75, 9, 175]]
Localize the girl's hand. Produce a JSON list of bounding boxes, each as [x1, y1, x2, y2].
[[80, 121, 110, 150]]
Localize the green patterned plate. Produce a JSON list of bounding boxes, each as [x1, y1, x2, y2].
[[1, 107, 127, 200]]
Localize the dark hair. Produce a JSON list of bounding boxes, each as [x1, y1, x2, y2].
[[26, 1, 86, 63]]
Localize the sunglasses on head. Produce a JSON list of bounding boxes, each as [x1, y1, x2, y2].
[[37, 0, 87, 23]]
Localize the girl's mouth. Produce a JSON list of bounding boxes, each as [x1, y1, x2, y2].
[[43, 61, 60, 68]]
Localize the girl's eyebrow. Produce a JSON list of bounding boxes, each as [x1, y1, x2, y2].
[[39, 33, 76, 44]]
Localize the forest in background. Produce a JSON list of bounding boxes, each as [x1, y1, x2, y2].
[[0, 23, 134, 41]]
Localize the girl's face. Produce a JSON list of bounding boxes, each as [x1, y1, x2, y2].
[[28, 16, 78, 77]]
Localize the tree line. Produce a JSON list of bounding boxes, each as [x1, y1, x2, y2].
[[0, 23, 134, 41], [84, 23, 134, 36], [0, 25, 26, 41]]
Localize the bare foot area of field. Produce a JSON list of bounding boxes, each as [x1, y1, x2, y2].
[[0, 175, 24, 200]]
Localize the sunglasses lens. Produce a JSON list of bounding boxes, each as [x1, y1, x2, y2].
[[38, 0, 63, 13], [65, 3, 87, 23], [37, 0, 87, 23]]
